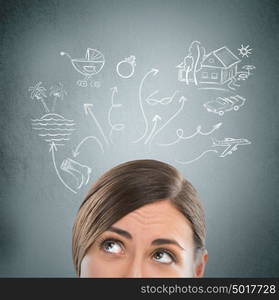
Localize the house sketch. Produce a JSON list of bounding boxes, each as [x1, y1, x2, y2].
[[177, 44, 241, 86], [197, 46, 240, 84]]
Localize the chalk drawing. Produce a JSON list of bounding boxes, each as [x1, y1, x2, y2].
[[108, 86, 125, 144], [145, 90, 179, 106], [72, 136, 104, 158], [203, 95, 246, 116], [60, 157, 92, 190], [144, 115, 162, 145], [49, 83, 67, 112], [242, 65, 256, 76], [84, 103, 109, 145], [238, 44, 252, 58], [158, 123, 222, 147], [147, 96, 187, 146], [31, 113, 76, 146], [60, 48, 105, 87], [29, 82, 49, 113], [116, 55, 136, 79], [133, 68, 159, 143], [175, 150, 218, 165], [211, 137, 251, 157], [49, 142, 77, 193], [176, 40, 206, 86], [176, 41, 257, 92]]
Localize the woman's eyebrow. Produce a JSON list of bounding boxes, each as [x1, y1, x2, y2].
[[107, 226, 132, 239], [151, 239, 185, 251]]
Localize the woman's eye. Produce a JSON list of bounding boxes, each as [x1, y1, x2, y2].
[[102, 240, 123, 254], [152, 250, 174, 264]]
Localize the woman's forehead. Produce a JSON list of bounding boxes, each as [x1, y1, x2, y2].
[[111, 200, 193, 242]]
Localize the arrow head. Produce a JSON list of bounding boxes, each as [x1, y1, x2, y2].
[[153, 114, 162, 122], [49, 141, 58, 152], [111, 86, 118, 93], [84, 103, 93, 115], [214, 122, 222, 129], [72, 149, 79, 158], [151, 68, 159, 75], [179, 96, 187, 103]]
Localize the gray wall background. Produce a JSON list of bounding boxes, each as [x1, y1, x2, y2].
[[0, 0, 278, 277]]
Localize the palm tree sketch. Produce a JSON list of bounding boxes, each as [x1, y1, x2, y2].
[[49, 82, 67, 112], [28, 81, 49, 113]]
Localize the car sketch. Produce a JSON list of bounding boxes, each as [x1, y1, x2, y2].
[[204, 95, 246, 116]]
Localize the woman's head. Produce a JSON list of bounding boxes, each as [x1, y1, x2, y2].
[[72, 159, 208, 277]]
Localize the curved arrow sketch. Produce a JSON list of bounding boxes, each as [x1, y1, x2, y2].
[[175, 149, 218, 165], [72, 135, 104, 157], [133, 68, 159, 143], [84, 103, 109, 145], [148, 96, 187, 146], [158, 122, 222, 147], [144, 115, 161, 144], [49, 142, 77, 194], [108, 86, 125, 144]]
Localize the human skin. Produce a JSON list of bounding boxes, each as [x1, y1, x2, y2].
[[80, 200, 208, 277]]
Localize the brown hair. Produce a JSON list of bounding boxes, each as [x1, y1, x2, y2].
[[72, 159, 206, 276]]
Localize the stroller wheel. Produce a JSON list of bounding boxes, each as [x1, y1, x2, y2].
[[77, 80, 87, 87], [91, 81, 101, 88]]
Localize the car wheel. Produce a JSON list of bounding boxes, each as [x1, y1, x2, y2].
[[234, 106, 239, 111]]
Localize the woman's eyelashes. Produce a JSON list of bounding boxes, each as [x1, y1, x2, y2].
[[151, 249, 177, 264], [99, 238, 124, 255], [98, 237, 178, 265]]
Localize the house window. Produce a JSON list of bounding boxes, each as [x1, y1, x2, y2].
[[211, 73, 218, 79], [202, 72, 208, 78]]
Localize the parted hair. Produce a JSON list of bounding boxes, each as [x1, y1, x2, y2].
[[72, 159, 206, 276]]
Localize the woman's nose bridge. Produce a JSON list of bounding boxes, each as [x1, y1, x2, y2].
[[123, 254, 145, 277]]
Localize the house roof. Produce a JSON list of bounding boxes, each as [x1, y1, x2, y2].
[[202, 46, 240, 68]]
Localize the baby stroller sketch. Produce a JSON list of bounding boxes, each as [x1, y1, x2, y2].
[[60, 48, 105, 87]]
